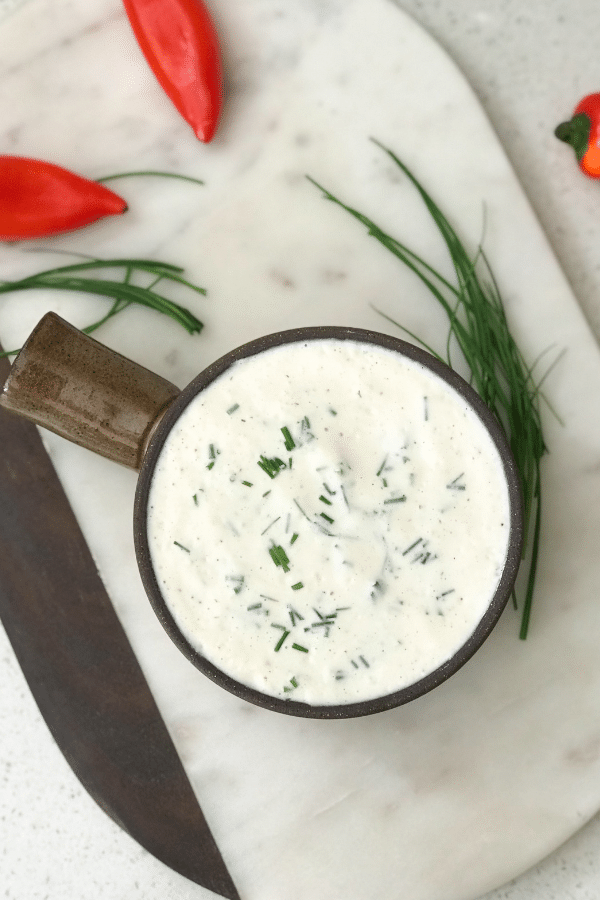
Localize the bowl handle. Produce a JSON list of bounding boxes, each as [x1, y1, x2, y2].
[[0, 312, 180, 470]]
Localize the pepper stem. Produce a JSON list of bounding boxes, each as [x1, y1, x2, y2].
[[554, 112, 591, 163]]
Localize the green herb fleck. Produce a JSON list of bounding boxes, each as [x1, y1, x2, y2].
[[291, 582, 304, 591], [227, 403, 240, 415], [320, 512, 334, 524], [290, 532, 299, 545], [269, 544, 291, 572], [403, 538, 422, 556], [173, 541, 190, 552], [242, 480, 253, 487], [384, 495, 407, 504], [319, 494, 333, 506], [226, 575, 245, 594], [289, 607, 304, 625], [376, 457, 388, 477], [281, 426, 296, 451], [258, 455, 287, 479], [293, 498, 311, 521], [261, 516, 281, 535], [274, 630, 290, 652], [292, 643, 309, 653]]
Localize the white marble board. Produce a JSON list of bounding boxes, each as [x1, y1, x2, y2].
[[2, 0, 600, 898]]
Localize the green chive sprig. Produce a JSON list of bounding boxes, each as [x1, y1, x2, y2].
[[309, 139, 560, 638], [0, 256, 204, 358]]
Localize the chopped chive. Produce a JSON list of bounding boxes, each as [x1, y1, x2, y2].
[[291, 582, 304, 591], [329, 408, 337, 415], [319, 494, 333, 505], [173, 541, 190, 552], [320, 512, 334, 524], [403, 537, 422, 555], [263, 490, 271, 497], [370, 580, 384, 598], [447, 473, 466, 491], [291, 677, 298, 687], [323, 483, 336, 495], [257, 455, 287, 479], [269, 544, 290, 572], [193, 494, 198, 505], [290, 532, 299, 544], [207, 461, 215, 470], [227, 403, 240, 415], [281, 426, 296, 451], [359, 656, 370, 668], [242, 480, 253, 487], [261, 516, 281, 535], [376, 456, 388, 477], [274, 630, 290, 651], [289, 607, 304, 625], [292, 643, 309, 652], [209, 444, 216, 459], [247, 603, 262, 611], [226, 575, 245, 594], [271, 623, 287, 631], [293, 498, 311, 520], [384, 495, 407, 504]]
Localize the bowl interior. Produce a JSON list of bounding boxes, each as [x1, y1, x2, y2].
[[134, 326, 523, 719]]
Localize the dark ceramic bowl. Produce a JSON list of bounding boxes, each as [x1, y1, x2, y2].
[[133, 325, 524, 719]]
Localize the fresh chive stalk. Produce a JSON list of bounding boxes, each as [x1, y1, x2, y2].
[[96, 170, 205, 186], [0, 256, 204, 358], [309, 139, 558, 638]]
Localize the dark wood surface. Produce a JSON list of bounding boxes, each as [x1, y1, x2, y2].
[[0, 348, 240, 899]]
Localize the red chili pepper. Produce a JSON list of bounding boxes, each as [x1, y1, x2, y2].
[[122, 0, 223, 143], [0, 156, 127, 241], [555, 93, 600, 178]]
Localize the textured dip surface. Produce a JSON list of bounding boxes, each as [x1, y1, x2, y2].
[[147, 339, 510, 705]]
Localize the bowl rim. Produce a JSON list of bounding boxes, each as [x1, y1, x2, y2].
[[134, 325, 524, 719]]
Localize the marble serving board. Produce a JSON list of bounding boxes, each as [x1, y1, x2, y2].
[[2, 0, 600, 898]]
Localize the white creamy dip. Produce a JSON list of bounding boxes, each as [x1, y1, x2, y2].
[[146, 338, 511, 706]]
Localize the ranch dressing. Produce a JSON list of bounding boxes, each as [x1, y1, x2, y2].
[[146, 339, 511, 706]]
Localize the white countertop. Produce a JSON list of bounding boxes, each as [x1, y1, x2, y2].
[[2, 0, 600, 898]]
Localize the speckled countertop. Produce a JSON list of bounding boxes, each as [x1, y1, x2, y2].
[[2, 0, 600, 898]]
